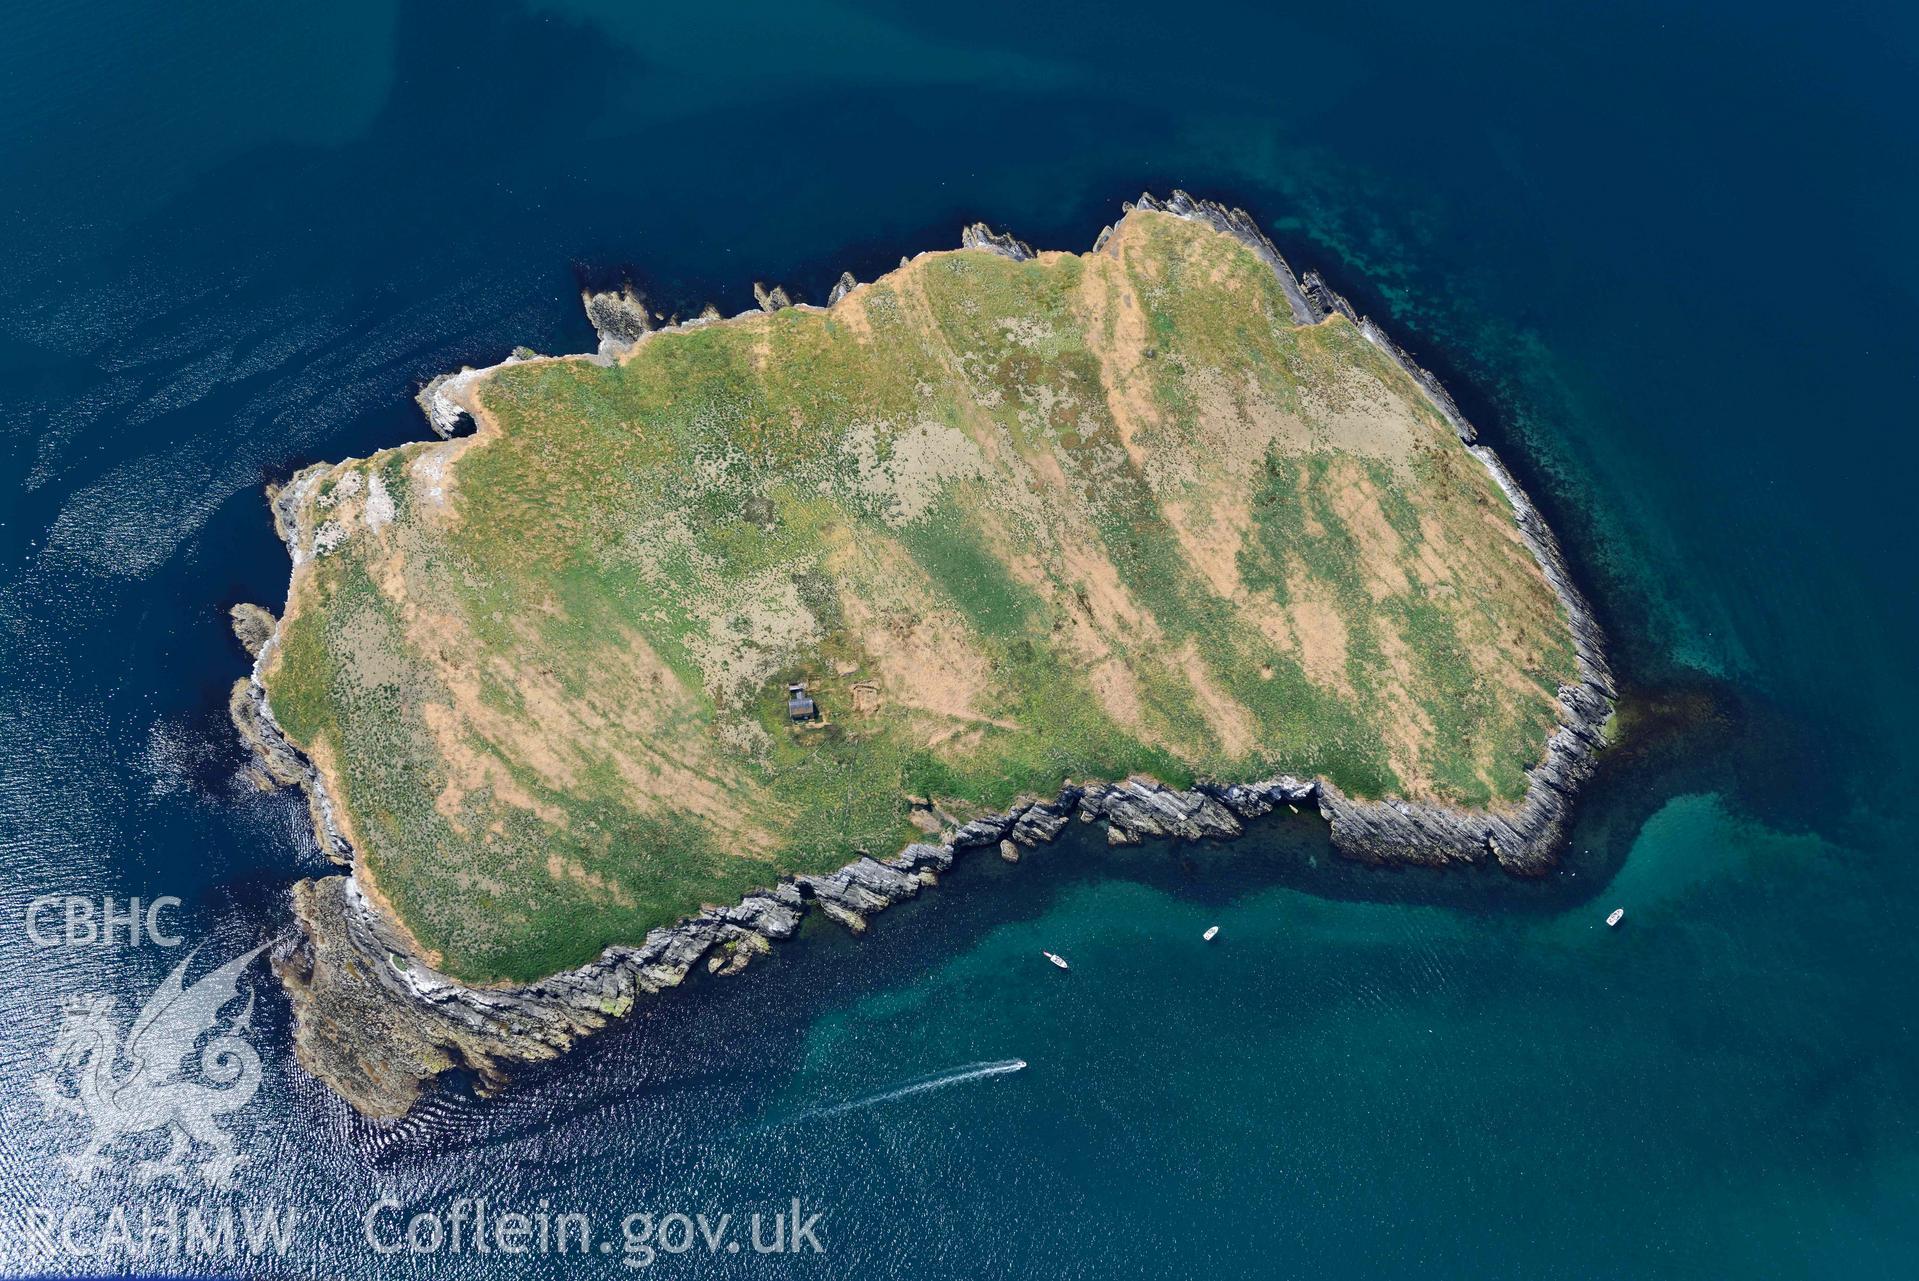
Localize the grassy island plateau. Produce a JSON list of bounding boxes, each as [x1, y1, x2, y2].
[[234, 194, 1611, 1115]]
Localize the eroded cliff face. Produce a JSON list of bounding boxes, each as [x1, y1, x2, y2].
[[238, 193, 1612, 1116]]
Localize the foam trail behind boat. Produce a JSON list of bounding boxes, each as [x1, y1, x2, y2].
[[774, 1059, 1027, 1127]]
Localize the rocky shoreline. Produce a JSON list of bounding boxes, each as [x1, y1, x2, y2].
[[237, 192, 1613, 1117]]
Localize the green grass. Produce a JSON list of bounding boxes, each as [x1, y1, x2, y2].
[[262, 210, 1581, 982]]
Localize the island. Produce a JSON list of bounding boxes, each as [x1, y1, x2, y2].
[[231, 193, 1612, 1116]]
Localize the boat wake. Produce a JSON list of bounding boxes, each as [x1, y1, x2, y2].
[[769, 1059, 1027, 1128]]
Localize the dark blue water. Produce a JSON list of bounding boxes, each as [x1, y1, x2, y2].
[[3, 1, 1916, 1276]]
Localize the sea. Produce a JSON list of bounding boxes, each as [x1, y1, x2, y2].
[[2, 1, 1915, 1277]]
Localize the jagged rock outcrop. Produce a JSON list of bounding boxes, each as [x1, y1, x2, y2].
[[228, 679, 301, 788], [228, 603, 278, 658], [582, 284, 654, 355], [752, 282, 793, 312], [827, 271, 860, 305], [413, 373, 472, 438], [960, 222, 1036, 262], [1196, 774, 1313, 821], [795, 855, 924, 932], [1079, 776, 1243, 846], [414, 361, 519, 439], [229, 678, 351, 863], [1010, 792, 1078, 845]]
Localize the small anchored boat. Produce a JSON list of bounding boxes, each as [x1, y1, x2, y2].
[[1203, 925, 1220, 942], [1042, 951, 1069, 970], [1606, 908, 1625, 928]]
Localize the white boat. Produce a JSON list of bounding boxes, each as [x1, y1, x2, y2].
[[1606, 908, 1625, 928], [1287, 804, 1300, 814], [1203, 925, 1220, 942], [1042, 951, 1069, 970]]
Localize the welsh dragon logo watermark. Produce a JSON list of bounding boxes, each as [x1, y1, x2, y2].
[[33, 941, 269, 1189]]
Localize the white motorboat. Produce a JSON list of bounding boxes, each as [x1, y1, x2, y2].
[[1042, 951, 1069, 970], [1606, 908, 1625, 928], [1203, 925, 1219, 941]]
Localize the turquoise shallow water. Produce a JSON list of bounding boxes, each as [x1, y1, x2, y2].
[[2, 0, 1916, 1276]]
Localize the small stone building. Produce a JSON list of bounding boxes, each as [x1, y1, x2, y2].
[[786, 683, 818, 721]]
